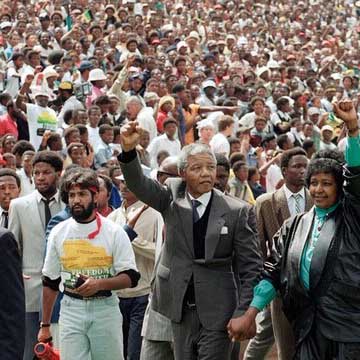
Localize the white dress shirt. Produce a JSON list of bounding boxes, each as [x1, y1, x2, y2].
[[188, 191, 212, 219], [283, 185, 306, 217]]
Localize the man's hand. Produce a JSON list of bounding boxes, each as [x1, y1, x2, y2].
[[120, 121, 143, 152], [37, 326, 52, 343], [333, 100, 358, 130], [227, 308, 258, 342], [127, 204, 149, 229], [76, 276, 100, 297], [24, 73, 34, 85]]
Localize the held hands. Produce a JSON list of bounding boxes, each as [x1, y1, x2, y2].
[[227, 308, 258, 342], [120, 121, 144, 152]]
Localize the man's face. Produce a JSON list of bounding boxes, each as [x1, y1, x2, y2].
[[97, 178, 109, 209], [0, 175, 20, 210], [199, 126, 214, 142], [181, 153, 216, 198], [36, 95, 49, 108], [126, 102, 140, 120], [119, 180, 138, 204], [40, 33, 50, 47], [22, 154, 34, 174], [235, 165, 248, 182], [68, 131, 81, 145], [89, 110, 101, 127], [164, 123, 177, 138], [69, 186, 97, 222], [282, 155, 308, 188], [69, 146, 85, 165], [214, 165, 229, 193], [33, 162, 59, 197], [101, 130, 114, 144]]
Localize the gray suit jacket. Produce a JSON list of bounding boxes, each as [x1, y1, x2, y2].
[[8, 191, 64, 312], [120, 156, 262, 331], [256, 187, 313, 258]]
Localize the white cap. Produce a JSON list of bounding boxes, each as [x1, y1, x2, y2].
[[88, 68, 107, 82], [42, 67, 58, 79], [33, 88, 50, 98], [267, 60, 280, 69], [256, 66, 269, 77], [197, 118, 215, 130], [0, 21, 12, 30], [176, 41, 188, 51], [321, 125, 334, 134], [308, 107, 321, 116], [202, 80, 217, 89]]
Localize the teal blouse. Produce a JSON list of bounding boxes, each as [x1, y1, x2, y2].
[[251, 134, 360, 311]]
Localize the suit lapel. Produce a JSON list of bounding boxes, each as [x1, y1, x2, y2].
[[174, 196, 194, 257], [205, 191, 226, 260], [274, 188, 290, 227], [288, 209, 314, 290], [27, 192, 45, 231], [309, 213, 337, 291]]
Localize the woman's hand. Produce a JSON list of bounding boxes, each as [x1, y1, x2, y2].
[[333, 100, 358, 130]]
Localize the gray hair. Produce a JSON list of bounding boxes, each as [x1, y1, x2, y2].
[[177, 143, 216, 172], [126, 96, 144, 108]]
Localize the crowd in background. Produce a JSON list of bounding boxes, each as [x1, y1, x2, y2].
[[1, 0, 360, 359]]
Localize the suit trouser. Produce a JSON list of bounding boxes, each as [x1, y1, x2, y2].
[[271, 297, 295, 360], [171, 305, 232, 360], [23, 312, 39, 360], [119, 295, 149, 360], [140, 339, 174, 360], [243, 305, 274, 360]]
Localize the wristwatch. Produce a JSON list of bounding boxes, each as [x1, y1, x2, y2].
[[40, 322, 51, 328]]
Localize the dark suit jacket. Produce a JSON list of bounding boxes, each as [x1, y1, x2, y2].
[[120, 155, 262, 331], [0, 228, 25, 359]]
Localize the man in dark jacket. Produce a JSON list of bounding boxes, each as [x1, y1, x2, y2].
[[0, 227, 25, 359]]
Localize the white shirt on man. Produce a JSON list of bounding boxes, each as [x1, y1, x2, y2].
[[210, 133, 230, 158], [283, 184, 306, 217], [148, 134, 181, 169]]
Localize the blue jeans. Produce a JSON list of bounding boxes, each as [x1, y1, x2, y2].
[[23, 312, 39, 360], [119, 295, 149, 360], [59, 295, 123, 360]]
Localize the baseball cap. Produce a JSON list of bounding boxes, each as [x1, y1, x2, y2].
[[202, 80, 217, 89], [78, 60, 94, 72]]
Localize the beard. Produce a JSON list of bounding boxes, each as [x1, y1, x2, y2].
[[70, 202, 96, 222]]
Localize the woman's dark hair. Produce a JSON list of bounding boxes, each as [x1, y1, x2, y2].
[[248, 166, 258, 181], [61, 168, 99, 202], [280, 147, 307, 170], [305, 149, 344, 195], [32, 151, 63, 173]]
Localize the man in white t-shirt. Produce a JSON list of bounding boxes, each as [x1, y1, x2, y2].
[[210, 115, 234, 158], [86, 105, 102, 152], [16, 74, 59, 150], [148, 118, 181, 168], [38, 169, 140, 360]]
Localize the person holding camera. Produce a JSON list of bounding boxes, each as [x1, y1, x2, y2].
[[38, 168, 140, 360], [16, 74, 59, 150]]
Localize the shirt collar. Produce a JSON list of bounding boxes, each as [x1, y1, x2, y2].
[[283, 185, 305, 201], [35, 190, 60, 204], [0, 206, 7, 215], [188, 191, 212, 208], [315, 202, 340, 219]]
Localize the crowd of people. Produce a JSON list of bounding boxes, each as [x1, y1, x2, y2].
[[1, 0, 360, 359]]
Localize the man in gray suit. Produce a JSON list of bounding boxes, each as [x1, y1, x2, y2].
[[118, 121, 262, 360], [8, 151, 64, 360]]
